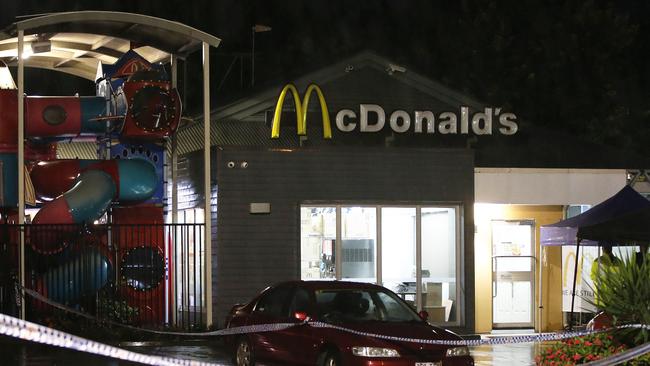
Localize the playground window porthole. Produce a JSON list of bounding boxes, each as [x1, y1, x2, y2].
[[42, 105, 67, 126], [130, 85, 176, 132], [120, 246, 165, 291]]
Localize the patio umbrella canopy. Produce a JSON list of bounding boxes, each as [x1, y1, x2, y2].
[[540, 185, 650, 246], [539, 185, 650, 328], [578, 205, 650, 243]]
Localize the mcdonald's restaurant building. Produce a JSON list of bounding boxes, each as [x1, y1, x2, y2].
[[174, 51, 638, 334]]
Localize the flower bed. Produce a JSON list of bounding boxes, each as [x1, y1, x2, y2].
[[536, 332, 650, 365]]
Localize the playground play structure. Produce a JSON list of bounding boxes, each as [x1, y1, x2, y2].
[[0, 12, 219, 327]]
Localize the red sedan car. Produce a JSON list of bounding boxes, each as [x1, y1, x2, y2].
[[225, 281, 474, 366]]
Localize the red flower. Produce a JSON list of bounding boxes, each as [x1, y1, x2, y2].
[[573, 353, 582, 361]]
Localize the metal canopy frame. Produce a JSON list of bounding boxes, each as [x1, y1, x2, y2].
[[5, 12, 219, 326], [1, 11, 220, 80]]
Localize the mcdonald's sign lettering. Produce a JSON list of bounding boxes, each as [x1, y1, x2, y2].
[[270, 83, 519, 138], [271, 83, 332, 139]]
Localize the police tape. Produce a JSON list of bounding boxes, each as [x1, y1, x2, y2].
[[2, 310, 648, 366], [309, 321, 647, 346], [582, 342, 650, 366], [0, 313, 226, 366], [20, 286, 650, 346], [21, 286, 295, 337]]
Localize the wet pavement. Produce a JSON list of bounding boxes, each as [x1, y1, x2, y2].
[[1, 335, 544, 365]]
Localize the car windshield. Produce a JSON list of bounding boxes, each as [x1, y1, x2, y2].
[[314, 288, 421, 323]]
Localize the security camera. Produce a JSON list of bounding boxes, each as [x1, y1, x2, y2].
[[241, 162, 248, 169], [386, 63, 406, 74], [227, 161, 235, 168]]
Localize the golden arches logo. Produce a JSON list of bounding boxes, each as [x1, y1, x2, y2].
[[271, 83, 332, 139], [563, 251, 584, 287]]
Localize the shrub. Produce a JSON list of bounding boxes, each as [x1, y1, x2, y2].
[[588, 251, 649, 345]]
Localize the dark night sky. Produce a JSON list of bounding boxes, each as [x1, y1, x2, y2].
[[2, 1, 650, 159]]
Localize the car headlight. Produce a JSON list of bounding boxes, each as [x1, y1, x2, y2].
[[351, 346, 400, 357], [445, 346, 470, 357]]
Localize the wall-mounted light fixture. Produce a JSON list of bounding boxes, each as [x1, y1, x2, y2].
[[249, 202, 271, 214]]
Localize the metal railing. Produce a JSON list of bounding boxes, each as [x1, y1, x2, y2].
[[0, 223, 206, 330]]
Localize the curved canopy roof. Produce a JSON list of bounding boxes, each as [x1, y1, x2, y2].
[[0, 11, 221, 80]]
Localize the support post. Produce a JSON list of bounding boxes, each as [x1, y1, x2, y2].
[[569, 239, 581, 330], [202, 42, 212, 328], [171, 54, 179, 225], [538, 245, 544, 332], [376, 208, 382, 286], [169, 54, 178, 326], [17, 29, 25, 320], [415, 206, 422, 312]]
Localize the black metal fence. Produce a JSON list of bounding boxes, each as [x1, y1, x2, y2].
[[0, 223, 206, 330]]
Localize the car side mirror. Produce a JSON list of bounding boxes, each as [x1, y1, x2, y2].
[[293, 311, 310, 322], [418, 310, 429, 321]]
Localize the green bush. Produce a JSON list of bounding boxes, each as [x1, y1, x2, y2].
[[97, 297, 140, 325], [588, 251, 649, 344]]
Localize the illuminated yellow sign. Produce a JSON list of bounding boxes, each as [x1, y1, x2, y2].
[[563, 251, 584, 287], [271, 83, 332, 139], [270, 83, 520, 138]]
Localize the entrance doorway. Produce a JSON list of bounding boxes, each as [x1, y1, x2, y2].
[[492, 220, 535, 329]]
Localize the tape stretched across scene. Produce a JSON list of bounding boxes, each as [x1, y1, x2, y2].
[[0, 313, 225, 366], [0, 306, 650, 366], [20, 286, 649, 346]]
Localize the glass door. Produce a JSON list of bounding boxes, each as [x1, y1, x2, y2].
[[492, 220, 535, 328], [381, 207, 417, 305], [340, 206, 377, 283]]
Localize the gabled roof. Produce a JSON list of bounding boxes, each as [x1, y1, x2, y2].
[[176, 50, 649, 168], [177, 51, 492, 152], [0, 11, 221, 80], [209, 50, 484, 122]]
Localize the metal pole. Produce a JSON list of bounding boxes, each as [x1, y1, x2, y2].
[[17, 29, 25, 320], [202, 42, 212, 328], [538, 245, 544, 332], [335, 206, 341, 280], [251, 27, 255, 87], [415, 207, 422, 312], [169, 54, 178, 326], [376, 208, 382, 286], [569, 239, 581, 330]]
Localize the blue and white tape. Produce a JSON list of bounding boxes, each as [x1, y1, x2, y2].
[[309, 321, 648, 346], [21, 286, 650, 346], [2, 311, 648, 366], [0, 313, 226, 366]]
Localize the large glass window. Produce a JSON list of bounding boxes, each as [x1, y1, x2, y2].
[[421, 207, 457, 323], [300, 204, 461, 325], [300, 207, 336, 279], [382, 208, 416, 303], [341, 207, 377, 282]]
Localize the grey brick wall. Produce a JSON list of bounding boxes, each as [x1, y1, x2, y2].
[[213, 146, 475, 332]]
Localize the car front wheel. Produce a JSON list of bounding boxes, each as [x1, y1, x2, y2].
[[235, 337, 255, 366], [319, 351, 341, 366]]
